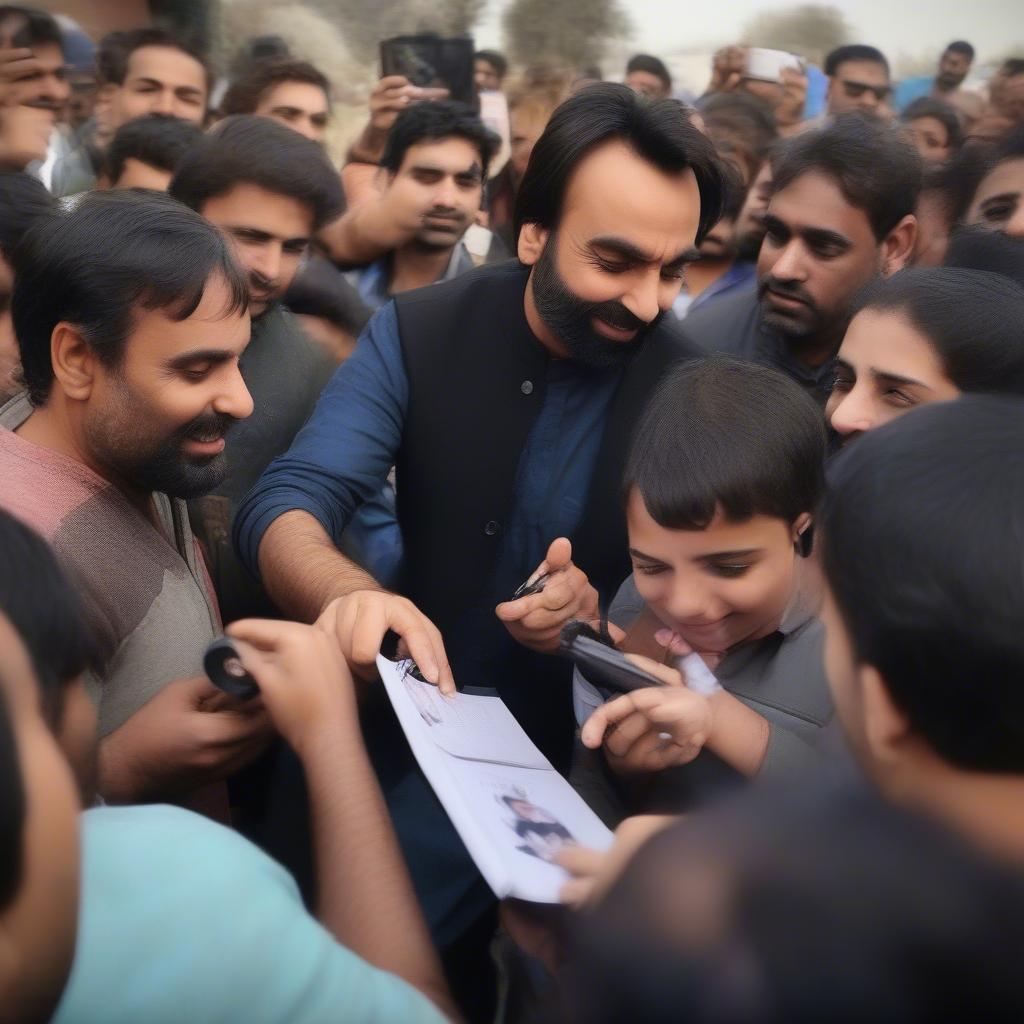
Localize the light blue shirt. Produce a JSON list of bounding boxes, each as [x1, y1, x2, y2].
[[53, 805, 447, 1024]]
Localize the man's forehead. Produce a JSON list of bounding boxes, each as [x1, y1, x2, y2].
[[201, 183, 315, 235], [769, 171, 872, 237], [263, 80, 328, 110], [836, 59, 889, 83], [402, 136, 482, 169], [126, 45, 206, 87], [560, 139, 702, 246]]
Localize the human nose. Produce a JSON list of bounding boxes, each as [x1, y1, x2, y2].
[[828, 386, 873, 436], [252, 244, 282, 283], [623, 269, 662, 324], [153, 89, 175, 115], [1003, 205, 1024, 240], [433, 177, 459, 209], [214, 365, 254, 422], [769, 239, 807, 282], [665, 576, 717, 624]]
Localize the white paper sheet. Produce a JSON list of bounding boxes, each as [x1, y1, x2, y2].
[[377, 656, 613, 902]]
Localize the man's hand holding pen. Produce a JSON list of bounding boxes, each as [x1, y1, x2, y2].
[[495, 537, 600, 654]]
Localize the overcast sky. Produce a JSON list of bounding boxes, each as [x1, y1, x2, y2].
[[475, 0, 1024, 68]]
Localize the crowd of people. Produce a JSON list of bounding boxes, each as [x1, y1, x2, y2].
[[1, 4, 1024, 1021]]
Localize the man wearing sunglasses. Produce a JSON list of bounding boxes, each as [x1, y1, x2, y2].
[[824, 44, 892, 119]]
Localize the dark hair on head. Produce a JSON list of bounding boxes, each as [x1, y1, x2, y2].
[[624, 357, 826, 532], [853, 267, 1024, 394], [0, 679, 24, 913], [822, 395, 1024, 772], [902, 96, 962, 150], [515, 83, 728, 244], [380, 100, 499, 178], [0, 510, 101, 724], [104, 114, 203, 184], [475, 49, 507, 80], [220, 57, 332, 117], [570, 784, 1024, 1023], [626, 53, 672, 93], [169, 114, 344, 229], [920, 143, 991, 225], [945, 39, 975, 61], [0, 171, 54, 260], [945, 225, 1024, 288], [13, 188, 249, 407], [1000, 57, 1024, 78], [824, 44, 889, 78], [97, 25, 210, 96], [699, 91, 778, 159], [771, 114, 921, 240], [0, 5, 61, 51]]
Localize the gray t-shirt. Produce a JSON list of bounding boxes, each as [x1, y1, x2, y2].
[[0, 393, 219, 736], [189, 304, 337, 624], [572, 571, 835, 820]]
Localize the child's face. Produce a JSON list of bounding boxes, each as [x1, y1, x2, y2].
[[626, 489, 804, 655]]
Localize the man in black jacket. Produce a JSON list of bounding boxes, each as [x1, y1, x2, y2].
[[234, 84, 725, 954]]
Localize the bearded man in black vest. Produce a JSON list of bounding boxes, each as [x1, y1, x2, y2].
[[234, 83, 725, 966]]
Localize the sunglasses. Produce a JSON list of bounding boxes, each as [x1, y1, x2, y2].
[[840, 79, 892, 102]]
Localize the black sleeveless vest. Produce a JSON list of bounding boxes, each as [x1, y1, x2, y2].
[[393, 259, 701, 640]]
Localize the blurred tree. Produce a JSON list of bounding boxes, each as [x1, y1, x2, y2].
[[503, 0, 631, 70], [741, 4, 849, 66], [305, 0, 488, 65]]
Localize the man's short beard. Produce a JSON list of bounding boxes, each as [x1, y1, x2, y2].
[[532, 234, 659, 370], [127, 427, 232, 499], [89, 377, 238, 499]]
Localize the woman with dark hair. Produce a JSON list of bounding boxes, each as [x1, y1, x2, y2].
[[573, 357, 832, 822], [901, 96, 962, 163], [827, 267, 1024, 441]]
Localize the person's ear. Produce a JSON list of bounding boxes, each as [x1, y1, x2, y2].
[[50, 323, 97, 401], [859, 664, 912, 765], [518, 222, 549, 266], [792, 512, 813, 557], [881, 214, 917, 276]]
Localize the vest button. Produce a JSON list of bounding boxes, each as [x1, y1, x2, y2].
[[520, 380, 534, 395], [484, 520, 501, 537]]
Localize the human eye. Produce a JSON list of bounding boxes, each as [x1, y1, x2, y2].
[[589, 253, 632, 274], [810, 241, 845, 260], [632, 560, 668, 577], [883, 387, 916, 408], [980, 199, 1017, 225], [412, 169, 442, 185], [179, 362, 213, 382], [830, 369, 855, 393], [707, 561, 753, 579], [283, 241, 307, 255], [661, 264, 687, 282]]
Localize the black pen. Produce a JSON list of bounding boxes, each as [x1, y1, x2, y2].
[[512, 569, 552, 601]]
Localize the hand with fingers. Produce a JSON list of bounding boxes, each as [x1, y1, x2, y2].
[[99, 674, 274, 802], [316, 590, 456, 695], [225, 618, 362, 759], [775, 66, 809, 128], [0, 47, 56, 168], [580, 655, 713, 775], [369, 75, 450, 134], [709, 45, 747, 93], [495, 538, 600, 654], [557, 814, 679, 908]]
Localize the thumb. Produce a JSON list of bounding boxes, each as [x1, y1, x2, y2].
[[545, 536, 572, 573]]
